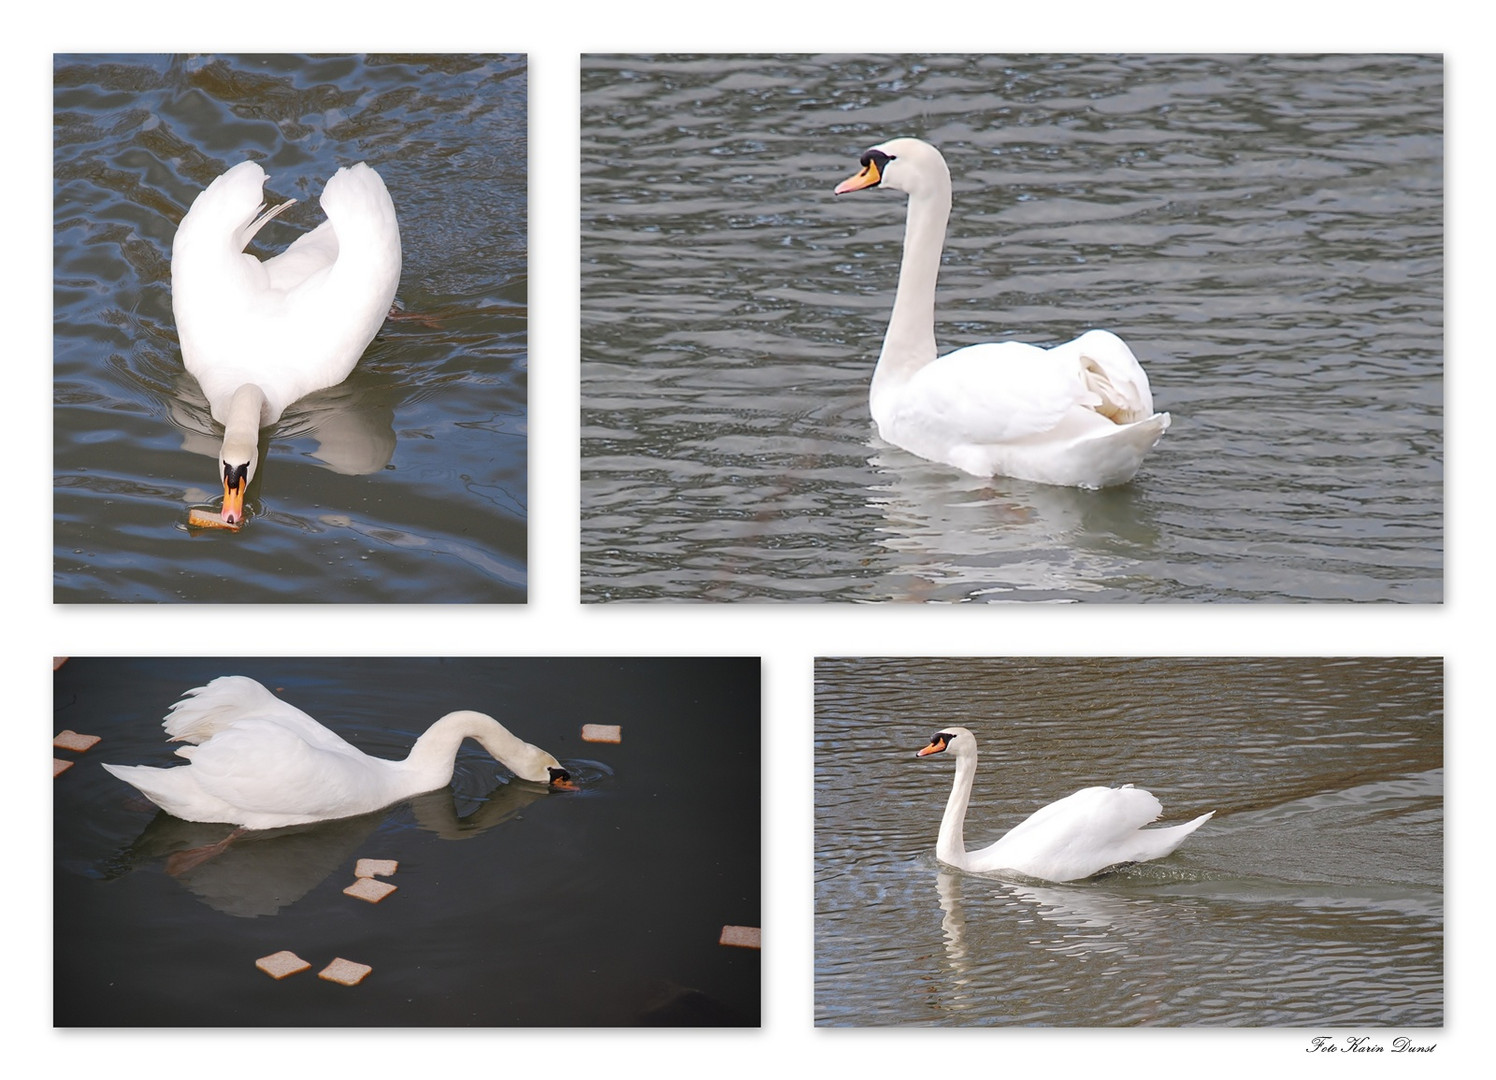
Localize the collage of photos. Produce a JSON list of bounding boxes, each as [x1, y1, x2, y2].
[[43, 38, 1456, 1073]]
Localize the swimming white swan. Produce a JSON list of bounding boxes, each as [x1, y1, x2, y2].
[[915, 727, 1212, 882], [102, 676, 573, 830], [835, 137, 1169, 488], [171, 160, 402, 523]]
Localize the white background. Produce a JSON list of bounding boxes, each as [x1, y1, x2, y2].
[[26, 4, 1481, 1071]]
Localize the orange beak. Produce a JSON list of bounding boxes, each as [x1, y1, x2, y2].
[[222, 471, 247, 525], [915, 734, 948, 758], [549, 767, 579, 791], [834, 157, 883, 195]]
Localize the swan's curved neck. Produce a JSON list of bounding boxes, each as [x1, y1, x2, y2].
[[402, 712, 552, 786], [873, 181, 951, 403], [936, 747, 977, 869]]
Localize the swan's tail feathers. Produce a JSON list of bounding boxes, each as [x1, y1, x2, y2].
[[100, 762, 170, 809], [1132, 809, 1214, 863], [162, 675, 283, 744], [1072, 329, 1157, 423], [1058, 410, 1169, 489], [100, 761, 221, 824]]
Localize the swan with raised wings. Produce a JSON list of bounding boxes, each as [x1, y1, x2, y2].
[[102, 676, 574, 830], [915, 727, 1211, 882], [171, 160, 401, 524], [835, 137, 1168, 488]]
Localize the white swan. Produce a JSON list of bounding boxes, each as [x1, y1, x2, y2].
[[171, 160, 402, 524], [915, 727, 1212, 882], [835, 137, 1169, 488], [102, 676, 573, 830]]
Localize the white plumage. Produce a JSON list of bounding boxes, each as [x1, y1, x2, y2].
[[915, 726, 1212, 882], [102, 676, 573, 830], [171, 160, 401, 522], [835, 137, 1168, 488]]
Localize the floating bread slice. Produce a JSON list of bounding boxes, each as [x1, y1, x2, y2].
[[582, 723, 622, 743], [318, 957, 372, 986], [718, 925, 761, 949], [188, 508, 242, 531], [54, 758, 73, 777], [53, 730, 101, 752], [344, 877, 397, 904], [256, 950, 311, 980], [354, 858, 398, 879]]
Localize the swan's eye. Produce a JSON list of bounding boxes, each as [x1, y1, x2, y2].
[[857, 149, 893, 184]]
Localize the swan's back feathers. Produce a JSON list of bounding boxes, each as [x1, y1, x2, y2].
[[999, 784, 1163, 846], [106, 716, 400, 829], [171, 160, 401, 425], [968, 785, 1209, 881], [878, 336, 1171, 487], [174, 716, 399, 823], [163, 676, 351, 756]]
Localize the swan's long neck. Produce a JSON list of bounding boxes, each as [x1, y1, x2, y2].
[[221, 384, 268, 466], [401, 712, 557, 788], [872, 180, 951, 406], [936, 746, 978, 869]]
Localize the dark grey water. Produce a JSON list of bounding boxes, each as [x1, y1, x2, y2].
[[815, 656, 1442, 1025], [54, 657, 760, 1026], [54, 54, 527, 602], [581, 54, 1442, 602]]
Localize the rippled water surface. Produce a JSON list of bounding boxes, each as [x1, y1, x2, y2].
[[55, 54, 527, 602], [54, 657, 760, 1026], [581, 54, 1442, 602], [815, 657, 1442, 1025]]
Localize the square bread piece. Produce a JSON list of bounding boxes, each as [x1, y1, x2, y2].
[[53, 730, 101, 752], [255, 951, 311, 980], [718, 925, 761, 949], [354, 858, 398, 878], [582, 723, 622, 743], [344, 877, 398, 903], [319, 957, 372, 986]]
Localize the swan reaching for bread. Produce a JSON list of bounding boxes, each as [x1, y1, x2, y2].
[[915, 727, 1211, 882], [171, 160, 401, 525], [102, 676, 573, 830], [835, 137, 1168, 488]]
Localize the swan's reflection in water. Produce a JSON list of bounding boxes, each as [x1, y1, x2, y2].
[[931, 866, 1213, 1014], [107, 779, 556, 918], [170, 373, 398, 510], [863, 445, 1164, 601]]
